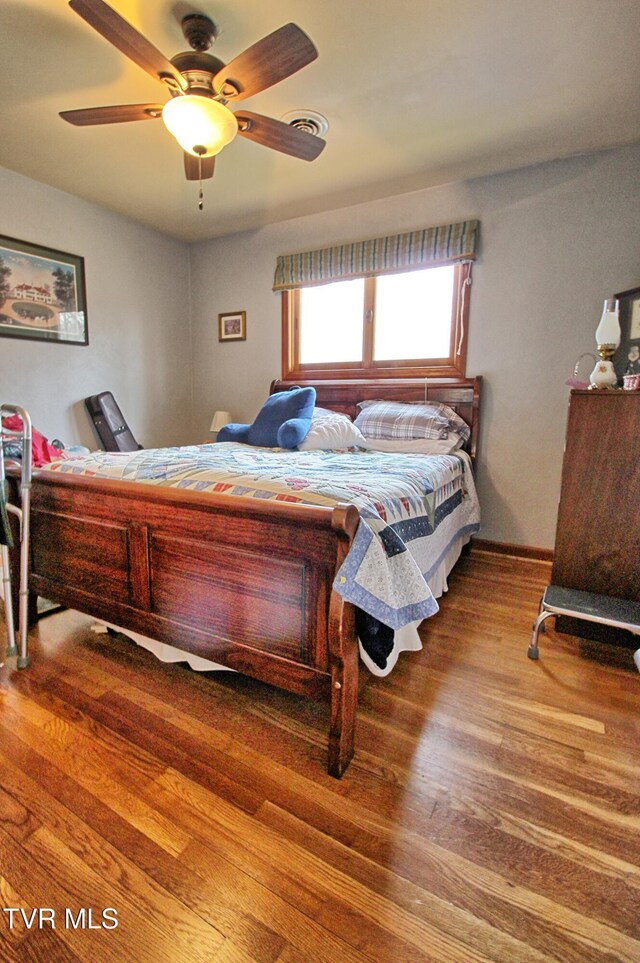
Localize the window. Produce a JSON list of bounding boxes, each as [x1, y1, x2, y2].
[[282, 261, 472, 380]]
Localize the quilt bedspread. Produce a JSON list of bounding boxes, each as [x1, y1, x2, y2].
[[45, 443, 480, 638]]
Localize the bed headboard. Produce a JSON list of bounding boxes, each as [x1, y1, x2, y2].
[[270, 377, 482, 464]]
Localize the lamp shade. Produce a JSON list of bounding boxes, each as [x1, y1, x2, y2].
[[162, 96, 238, 158], [595, 298, 620, 347], [210, 411, 231, 433]]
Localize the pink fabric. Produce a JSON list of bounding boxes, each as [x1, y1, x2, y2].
[[2, 415, 68, 468]]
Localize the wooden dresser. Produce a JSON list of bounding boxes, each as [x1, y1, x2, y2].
[[551, 390, 640, 638]]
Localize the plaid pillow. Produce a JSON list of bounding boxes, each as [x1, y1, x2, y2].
[[355, 399, 471, 442], [431, 401, 471, 441], [354, 401, 450, 440], [428, 402, 471, 442]]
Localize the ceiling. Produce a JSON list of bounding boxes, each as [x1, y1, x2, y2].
[[1, 0, 639, 242]]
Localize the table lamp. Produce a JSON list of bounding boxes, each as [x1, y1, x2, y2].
[[210, 411, 231, 435], [589, 299, 620, 389]]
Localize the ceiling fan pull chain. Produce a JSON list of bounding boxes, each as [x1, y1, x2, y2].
[[198, 156, 204, 211]]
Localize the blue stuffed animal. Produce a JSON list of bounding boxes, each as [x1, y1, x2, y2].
[[217, 386, 316, 449]]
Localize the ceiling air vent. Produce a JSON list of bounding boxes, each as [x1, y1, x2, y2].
[[280, 109, 329, 138]]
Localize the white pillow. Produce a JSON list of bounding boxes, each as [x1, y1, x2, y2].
[[359, 433, 465, 455], [298, 407, 367, 450]]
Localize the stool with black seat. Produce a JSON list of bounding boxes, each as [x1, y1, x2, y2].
[[529, 585, 640, 671]]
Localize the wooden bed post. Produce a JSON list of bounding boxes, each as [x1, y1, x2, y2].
[[327, 505, 360, 777]]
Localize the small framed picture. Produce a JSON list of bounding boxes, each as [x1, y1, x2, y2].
[[0, 234, 88, 345], [218, 311, 246, 342], [628, 292, 640, 341], [614, 286, 640, 379]]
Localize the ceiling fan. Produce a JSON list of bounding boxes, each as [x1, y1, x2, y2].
[[60, 0, 326, 203]]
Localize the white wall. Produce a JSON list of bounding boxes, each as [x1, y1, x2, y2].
[[189, 143, 640, 549], [0, 166, 191, 450]]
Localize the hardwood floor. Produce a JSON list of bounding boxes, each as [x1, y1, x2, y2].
[[0, 551, 639, 962]]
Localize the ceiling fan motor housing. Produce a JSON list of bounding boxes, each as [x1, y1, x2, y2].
[[170, 52, 225, 96]]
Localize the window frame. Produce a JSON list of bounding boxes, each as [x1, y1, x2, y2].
[[281, 261, 471, 381]]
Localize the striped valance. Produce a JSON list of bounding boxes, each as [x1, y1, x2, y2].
[[273, 219, 479, 291]]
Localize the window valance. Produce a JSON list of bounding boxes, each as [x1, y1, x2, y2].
[[272, 219, 479, 291]]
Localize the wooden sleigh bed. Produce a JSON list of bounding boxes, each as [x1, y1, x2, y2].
[[6, 377, 481, 777]]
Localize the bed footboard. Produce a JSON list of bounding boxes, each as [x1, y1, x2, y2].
[[8, 471, 360, 776]]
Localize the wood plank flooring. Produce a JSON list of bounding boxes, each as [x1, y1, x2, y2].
[[0, 551, 639, 962]]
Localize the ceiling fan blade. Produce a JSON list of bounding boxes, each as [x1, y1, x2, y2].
[[235, 111, 325, 161], [213, 23, 317, 101], [184, 153, 215, 181], [69, 0, 187, 92], [60, 104, 164, 126]]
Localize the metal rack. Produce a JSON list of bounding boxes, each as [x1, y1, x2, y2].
[[1, 404, 32, 669]]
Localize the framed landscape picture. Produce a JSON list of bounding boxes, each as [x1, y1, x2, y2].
[[218, 311, 246, 342], [0, 235, 88, 345]]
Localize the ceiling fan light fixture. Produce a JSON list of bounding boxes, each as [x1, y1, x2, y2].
[[162, 95, 238, 158]]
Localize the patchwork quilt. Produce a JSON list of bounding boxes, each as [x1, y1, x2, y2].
[[45, 443, 480, 668]]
